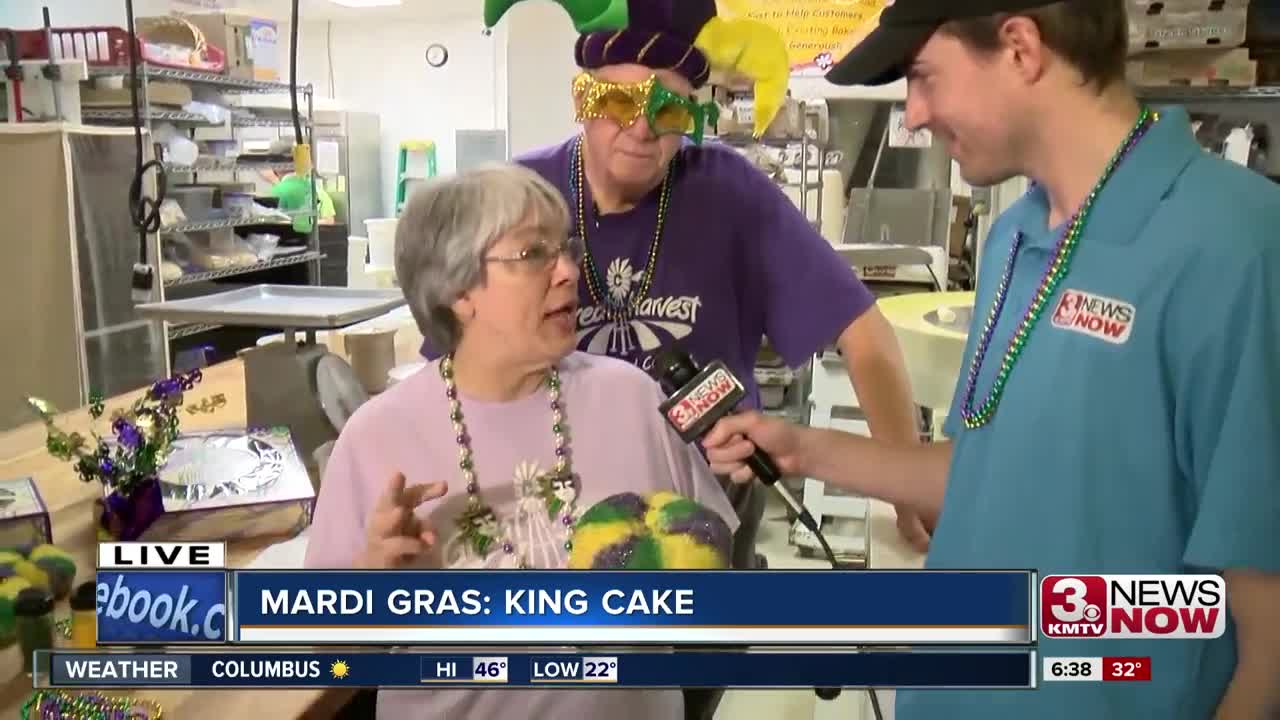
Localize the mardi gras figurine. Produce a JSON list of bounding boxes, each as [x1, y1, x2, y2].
[[484, 0, 789, 138], [27, 370, 202, 541]]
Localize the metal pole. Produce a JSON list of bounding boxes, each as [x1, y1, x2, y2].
[[41, 7, 64, 122]]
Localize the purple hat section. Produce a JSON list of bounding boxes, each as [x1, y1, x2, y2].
[[575, 29, 711, 88]]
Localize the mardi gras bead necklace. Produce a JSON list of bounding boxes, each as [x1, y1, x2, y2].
[[22, 690, 162, 720], [569, 134, 675, 323], [441, 355, 578, 565], [960, 108, 1158, 429]]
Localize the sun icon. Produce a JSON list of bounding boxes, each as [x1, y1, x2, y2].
[[330, 660, 350, 679]]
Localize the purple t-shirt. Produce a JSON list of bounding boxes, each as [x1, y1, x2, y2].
[[423, 139, 875, 408]]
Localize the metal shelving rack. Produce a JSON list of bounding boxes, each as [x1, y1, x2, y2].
[[83, 48, 322, 362], [708, 92, 837, 553], [1135, 84, 1280, 101], [710, 103, 829, 233]]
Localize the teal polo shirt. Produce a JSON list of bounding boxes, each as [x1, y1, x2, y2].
[[897, 107, 1280, 719]]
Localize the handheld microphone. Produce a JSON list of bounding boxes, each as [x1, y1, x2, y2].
[[653, 347, 881, 716], [653, 350, 781, 485], [652, 347, 836, 568]]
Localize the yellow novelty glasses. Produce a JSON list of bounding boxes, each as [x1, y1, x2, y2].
[[573, 72, 719, 144]]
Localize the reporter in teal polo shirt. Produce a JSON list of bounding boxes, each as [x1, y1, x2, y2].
[[703, 1, 1280, 718]]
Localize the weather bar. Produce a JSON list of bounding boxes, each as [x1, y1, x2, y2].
[[39, 651, 1035, 689]]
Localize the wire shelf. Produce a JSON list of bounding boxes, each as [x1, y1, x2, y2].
[[164, 251, 324, 288], [162, 212, 315, 234], [82, 108, 217, 124], [232, 115, 310, 128], [167, 322, 222, 339], [1136, 85, 1280, 101], [87, 64, 308, 94], [164, 159, 298, 173]]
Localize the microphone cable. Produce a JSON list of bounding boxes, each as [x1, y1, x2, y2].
[[741, 421, 882, 720], [125, 0, 165, 301], [796, 495, 883, 720]]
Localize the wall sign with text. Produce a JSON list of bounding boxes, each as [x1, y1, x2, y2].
[[715, 0, 889, 75]]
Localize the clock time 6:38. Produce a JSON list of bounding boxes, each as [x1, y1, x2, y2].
[[1042, 657, 1101, 682]]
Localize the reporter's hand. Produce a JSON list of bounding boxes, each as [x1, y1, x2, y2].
[[358, 472, 448, 569], [702, 411, 806, 484], [894, 506, 932, 553]]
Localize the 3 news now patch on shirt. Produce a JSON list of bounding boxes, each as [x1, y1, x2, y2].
[[420, 139, 875, 408], [900, 106, 1280, 720]]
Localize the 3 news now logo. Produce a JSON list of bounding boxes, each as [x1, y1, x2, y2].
[[1041, 575, 1226, 639]]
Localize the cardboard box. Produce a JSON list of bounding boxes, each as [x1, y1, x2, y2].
[[0, 477, 52, 550], [1127, 47, 1257, 86], [181, 11, 253, 79], [1129, 8, 1248, 53], [247, 18, 280, 82], [129, 427, 314, 543]]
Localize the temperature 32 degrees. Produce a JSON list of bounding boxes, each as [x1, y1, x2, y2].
[[1043, 657, 1151, 682]]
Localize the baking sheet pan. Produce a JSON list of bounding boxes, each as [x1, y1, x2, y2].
[[136, 285, 407, 329]]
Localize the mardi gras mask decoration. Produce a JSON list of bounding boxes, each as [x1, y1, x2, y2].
[[485, 0, 788, 138], [573, 72, 719, 143]]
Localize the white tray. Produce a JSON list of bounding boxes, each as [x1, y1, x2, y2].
[[136, 284, 406, 329]]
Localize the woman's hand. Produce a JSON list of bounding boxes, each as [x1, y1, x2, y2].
[[358, 472, 448, 569], [702, 411, 808, 484]]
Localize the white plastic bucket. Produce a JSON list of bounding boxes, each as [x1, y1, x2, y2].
[[365, 218, 398, 269]]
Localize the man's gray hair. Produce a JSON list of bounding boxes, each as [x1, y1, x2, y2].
[[394, 163, 570, 352]]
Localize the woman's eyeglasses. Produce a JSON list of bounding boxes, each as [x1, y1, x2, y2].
[[485, 234, 585, 272]]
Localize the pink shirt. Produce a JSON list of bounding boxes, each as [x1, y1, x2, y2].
[[305, 351, 737, 719]]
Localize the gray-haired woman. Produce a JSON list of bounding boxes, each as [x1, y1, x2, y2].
[[305, 164, 736, 719]]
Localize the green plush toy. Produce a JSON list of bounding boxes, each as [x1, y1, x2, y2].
[[29, 545, 76, 600], [0, 545, 76, 601], [0, 570, 34, 647], [0, 549, 47, 593]]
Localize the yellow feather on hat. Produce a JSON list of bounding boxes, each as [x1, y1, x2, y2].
[[694, 16, 790, 138]]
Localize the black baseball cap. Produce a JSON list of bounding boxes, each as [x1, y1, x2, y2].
[[826, 0, 1065, 86]]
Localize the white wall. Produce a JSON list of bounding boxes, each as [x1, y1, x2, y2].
[[501, 2, 579, 158], [296, 17, 506, 217]]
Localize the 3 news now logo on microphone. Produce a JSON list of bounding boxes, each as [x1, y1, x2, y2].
[[1040, 575, 1226, 639], [658, 360, 745, 442]]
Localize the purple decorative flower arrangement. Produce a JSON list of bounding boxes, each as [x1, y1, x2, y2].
[[27, 370, 203, 540]]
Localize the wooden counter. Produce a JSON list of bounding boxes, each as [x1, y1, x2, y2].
[[0, 359, 347, 718]]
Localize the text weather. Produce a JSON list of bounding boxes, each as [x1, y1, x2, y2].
[[261, 588, 695, 616]]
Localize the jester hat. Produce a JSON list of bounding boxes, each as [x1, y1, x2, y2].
[[484, 0, 789, 137]]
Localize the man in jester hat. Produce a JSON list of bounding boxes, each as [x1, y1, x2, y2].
[[706, 1, 1280, 719], [478, 0, 930, 575]]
